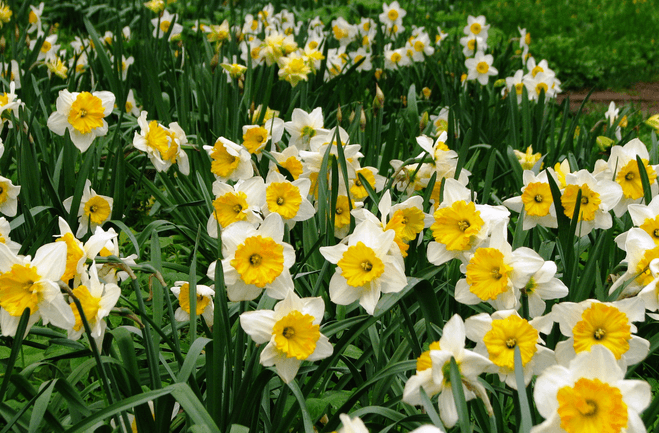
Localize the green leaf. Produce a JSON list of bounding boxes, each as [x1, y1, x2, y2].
[[514, 346, 533, 433], [450, 357, 471, 433]]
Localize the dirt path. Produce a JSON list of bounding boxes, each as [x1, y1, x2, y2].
[[557, 82, 659, 115]]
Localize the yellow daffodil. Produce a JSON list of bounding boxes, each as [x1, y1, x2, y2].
[[171, 281, 215, 327], [63, 179, 113, 237]]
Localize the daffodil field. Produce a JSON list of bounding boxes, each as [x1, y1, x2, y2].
[[1, 0, 659, 432]]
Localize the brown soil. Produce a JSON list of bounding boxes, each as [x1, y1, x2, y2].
[[557, 82, 659, 115]]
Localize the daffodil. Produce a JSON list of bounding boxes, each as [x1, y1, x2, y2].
[[0, 175, 20, 217], [531, 344, 651, 433], [459, 34, 487, 58], [63, 179, 114, 237], [560, 169, 622, 237], [269, 145, 304, 180], [615, 194, 659, 249], [402, 314, 495, 428], [152, 10, 183, 40], [596, 138, 659, 217], [503, 169, 558, 230], [454, 227, 545, 310], [0, 241, 73, 336], [171, 281, 214, 327], [263, 170, 315, 227], [67, 264, 120, 346], [207, 177, 265, 237], [609, 228, 659, 297], [465, 51, 498, 85], [0, 217, 20, 253], [124, 89, 140, 117], [335, 414, 369, 433], [55, 217, 116, 284], [320, 219, 407, 315], [132, 111, 189, 174], [465, 310, 555, 389], [0, 60, 22, 89], [47, 89, 115, 152], [378, 1, 406, 36], [204, 136, 254, 182], [212, 213, 295, 301], [519, 260, 569, 317], [239, 290, 332, 383], [331, 17, 357, 47], [383, 44, 410, 70], [27, 2, 44, 35], [0, 82, 24, 129], [277, 51, 312, 87], [284, 107, 327, 150], [30, 34, 59, 62], [463, 15, 490, 39], [427, 178, 509, 266], [551, 298, 649, 369], [638, 258, 659, 320]]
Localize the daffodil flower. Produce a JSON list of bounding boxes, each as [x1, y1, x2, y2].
[[335, 414, 369, 433], [63, 179, 113, 237], [204, 136, 254, 182], [0, 175, 20, 217], [402, 314, 496, 428], [551, 298, 649, 370], [239, 291, 332, 383], [67, 264, 120, 346], [320, 219, 407, 315], [465, 51, 498, 86], [463, 15, 490, 39], [609, 228, 659, 298], [465, 310, 556, 389], [171, 281, 214, 327], [0, 216, 20, 253], [616, 194, 659, 249], [210, 213, 295, 301], [0, 241, 73, 336], [47, 89, 115, 152], [283, 107, 327, 151], [504, 170, 558, 230], [207, 177, 265, 237], [263, 170, 315, 228], [532, 345, 651, 433]]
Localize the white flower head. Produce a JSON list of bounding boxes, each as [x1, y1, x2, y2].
[[47, 89, 115, 152], [171, 281, 215, 327], [63, 179, 114, 238]]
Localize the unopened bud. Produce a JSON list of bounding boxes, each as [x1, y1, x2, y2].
[[337, 104, 343, 123], [619, 115, 628, 128], [374, 68, 383, 81], [493, 78, 506, 88], [210, 53, 219, 72], [420, 111, 429, 131], [421, 87, 431, 99], [373, 84, 384, 111], [349, 110, 355, 124], [646, 114, 659, 131], [360, 108, 366, 131], [596, 136, 614, 152]]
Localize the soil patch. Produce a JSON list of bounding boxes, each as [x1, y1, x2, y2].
[[557, 82, 659, 115]]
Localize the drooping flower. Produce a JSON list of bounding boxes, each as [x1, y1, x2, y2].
[[531, 345, 651, 433], [67, 264, 120, 347], [239, 291, 333, 383], [47, 89, 115, 152]]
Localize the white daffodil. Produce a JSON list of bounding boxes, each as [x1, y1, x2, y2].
[[379, 2, 406, 30], [504, 170, 558, 230], [27, 2, 44, 35], [616, 194, 659, 249], [505, 69, 526, 103], [519, 260, 569, 317], [551, 297, 649, 370], [559, 169, 622, 237], [416, 132, 460, 175], [210, 213, 295, 302], [1, 60, 22, 90], [465, 310, 555, 389], [0, 216, 20, 253], [67, 264, 120, 347], [402, 314, 495, 429], [639, 258, 659, 319], [531, 345, 651, 433], [406, 32, 434, 62], [383, 44, 410, 70], [0, 241, 73, 336], [30, 34, 59, 61], [465, 51, 498, 86], [47, 89, 115, 152], [610, 228, 659, 298], [284, 107, 327, 151], [132, 111, 188, 174], [0, 175, 20, 217], [269, 145, 304, 180], [454, 226, 545, 311], [152, 10, 183, 40], [320, 219, 407, 315], [336, 414, 369, 433], [55, 217, 116, 284], [522, 71, 557, 101], [463, 15, 490, 39], [349, 166, 385, 202], [204, 136, 254, 182], [263, 170, 315, 228], [207, 177, 265, 237], [63, 179, 113, 237], [239, 291, 332, 383], [171, 281, 214, 327], [93, 227, 137, 286], [459, 34, 487, 58], [124, 89, 140, 117], [0, 82, 23, 129], [427, 178, 509, 266], [598, 138, 659, 217]]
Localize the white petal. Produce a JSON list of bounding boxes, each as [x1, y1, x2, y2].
[[240, 310, 276, 344]]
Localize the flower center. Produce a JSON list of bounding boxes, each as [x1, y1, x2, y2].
[[476, 61, 489, 74], [572, 303, 631, 360], [561, 184, 601, 221], [70, 285, 102, 331], [212, 192, 249, 228], [466, 247, 513, 301], [273, 310, 320, 359], [557, 378, 627, 433], [431, 201, 484, 251], [483, 315, 538, 369], [68, 92, 106, 134], [84, 195, 112, 225], [470, 22, 482, 34], [0, 264, 43, 316]]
